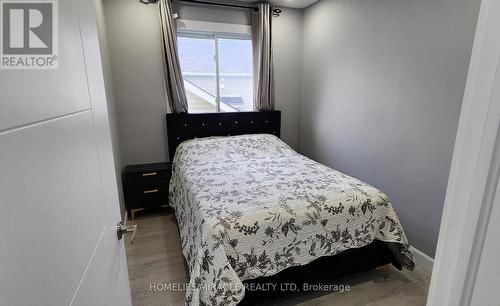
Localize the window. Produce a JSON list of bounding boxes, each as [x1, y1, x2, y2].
[[177, 28, 254, 113]]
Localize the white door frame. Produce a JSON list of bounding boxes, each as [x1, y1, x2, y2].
[[427, 0, 500, 304], [79, 0, 123, 222]]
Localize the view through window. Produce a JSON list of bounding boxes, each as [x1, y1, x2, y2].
[[177, 32, 254, 113]]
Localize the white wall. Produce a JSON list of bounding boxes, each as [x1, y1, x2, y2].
[[299, 0, 480, 256], [101, 0, 303, 167]]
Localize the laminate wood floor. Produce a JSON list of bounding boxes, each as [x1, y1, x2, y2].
[[125, 210, 431, 306]]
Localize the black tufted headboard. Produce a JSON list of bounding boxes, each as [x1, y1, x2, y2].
[[166, 111, 281, 159]]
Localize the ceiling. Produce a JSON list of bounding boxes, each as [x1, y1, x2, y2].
[[238, 0, 320, 9]]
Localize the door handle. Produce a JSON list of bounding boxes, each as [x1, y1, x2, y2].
[[117, 211, 138, 244]]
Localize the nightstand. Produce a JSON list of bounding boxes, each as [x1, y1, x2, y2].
[[124, 162, 171, 219]]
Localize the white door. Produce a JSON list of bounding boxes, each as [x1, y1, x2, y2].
[[0, 0, 132, 305]]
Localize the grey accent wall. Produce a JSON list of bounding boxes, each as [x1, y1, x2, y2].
[[95, 0, 125, 213], [273, 8, 303, 149], [299, 0, 480, 256], [102, 0, 304, 166], [173, 2, 251, 24], [103, 0, 169, 166]]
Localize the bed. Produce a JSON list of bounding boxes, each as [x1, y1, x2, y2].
[[166, 111, 414, 306]]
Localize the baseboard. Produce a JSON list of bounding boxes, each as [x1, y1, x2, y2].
[[411, 246, 434, 272]]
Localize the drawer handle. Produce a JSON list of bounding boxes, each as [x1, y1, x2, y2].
[[143, 189, 159, 194], [142, 172, 157, 177]]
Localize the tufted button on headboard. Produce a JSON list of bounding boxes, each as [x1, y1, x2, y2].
[[166, 111, 281, 160]]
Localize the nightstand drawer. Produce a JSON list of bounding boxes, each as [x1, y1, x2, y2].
[[126, 169, 171, 182], [128, 182, 169, 208]]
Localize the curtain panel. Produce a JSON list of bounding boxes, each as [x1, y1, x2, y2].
[[252, 3, 275, 111], [158, 0, 189, 113]]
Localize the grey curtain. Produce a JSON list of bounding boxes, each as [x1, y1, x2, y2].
[[158, 0, 188, 113], [251, 3, 275, 111]]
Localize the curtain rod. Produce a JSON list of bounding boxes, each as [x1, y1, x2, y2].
[[140, 0, 282, 16], [177, 0, 259, 12]]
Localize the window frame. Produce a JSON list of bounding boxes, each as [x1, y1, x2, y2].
[[176, 20, 253, 113]]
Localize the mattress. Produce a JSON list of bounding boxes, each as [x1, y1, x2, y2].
[[169, 134, 414, 306]]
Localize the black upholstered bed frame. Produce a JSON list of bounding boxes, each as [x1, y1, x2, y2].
[[165, 111, 400, 304], [166, 111, 281, 160]]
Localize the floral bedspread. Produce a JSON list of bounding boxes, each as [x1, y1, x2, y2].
[[169, 134, 414, 306]]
